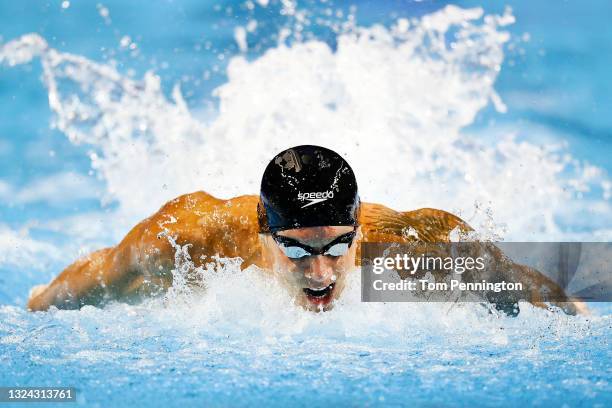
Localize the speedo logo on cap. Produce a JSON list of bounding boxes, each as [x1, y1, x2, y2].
[[297, 191, 334, 208]]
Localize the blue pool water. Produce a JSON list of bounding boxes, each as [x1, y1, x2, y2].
[[0, 0, 611, 406]]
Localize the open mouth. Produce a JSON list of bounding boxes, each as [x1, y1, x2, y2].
[[303, 283, 335, 305]]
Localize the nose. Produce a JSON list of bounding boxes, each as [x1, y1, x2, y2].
[[304, 256, 335, 286]]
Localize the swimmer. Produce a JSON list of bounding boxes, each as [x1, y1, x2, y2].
[[27, 145, 588, 315]]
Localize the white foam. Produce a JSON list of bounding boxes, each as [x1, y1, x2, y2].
[[1, 6, 607, 243], [0, 6, 611, 316]]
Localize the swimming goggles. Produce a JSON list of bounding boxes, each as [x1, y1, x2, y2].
[[272, 227, 357, 259]]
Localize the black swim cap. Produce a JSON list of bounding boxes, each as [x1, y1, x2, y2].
[[258, 145, 360, 233]]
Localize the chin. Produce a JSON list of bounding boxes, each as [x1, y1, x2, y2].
[[302, 299, 336, 312]]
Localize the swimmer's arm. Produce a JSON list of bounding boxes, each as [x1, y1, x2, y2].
[[27, 192, 261, 311], [27, 247, 121, 311], [363, 205, 588, 315], [399, 209, 588, 315], [26, 214, 173, 311], [473, 243, 589, 316], [519, 264, 589, 315]]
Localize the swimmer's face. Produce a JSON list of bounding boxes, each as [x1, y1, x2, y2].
[[260, 225, 359, 312]]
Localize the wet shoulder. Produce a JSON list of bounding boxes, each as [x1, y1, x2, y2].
[[152, 191, 259, 231], [360, 203, 471, 243]]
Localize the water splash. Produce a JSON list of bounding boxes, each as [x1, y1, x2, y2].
[[0, 5, 610, 403], [1, 5, 609, 243]]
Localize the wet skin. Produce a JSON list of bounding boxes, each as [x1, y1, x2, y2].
[[260, 226, 358, 312], [26, 191, 588, 315]]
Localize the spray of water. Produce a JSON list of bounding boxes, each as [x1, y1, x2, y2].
[[1, 5, 609, 243], [0, 6, 610, 326], [0, 16, 610, 408]]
